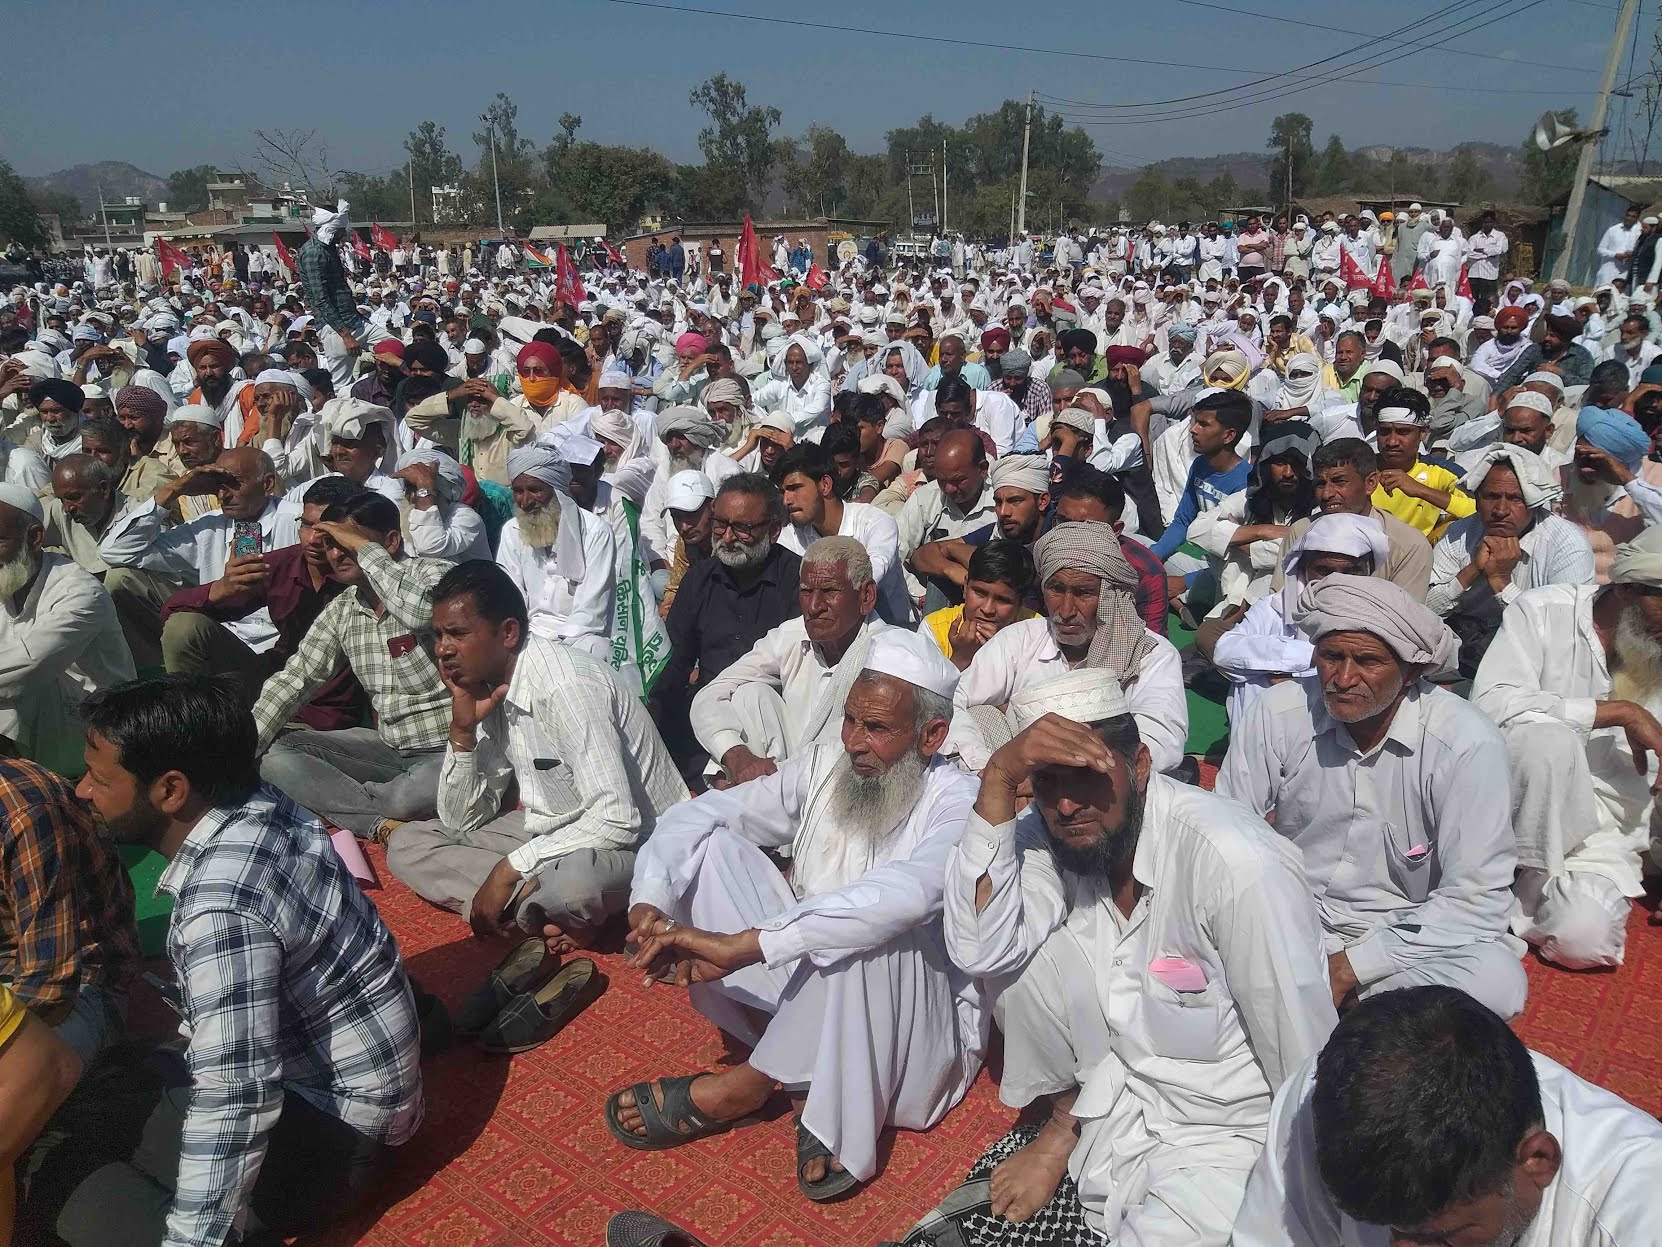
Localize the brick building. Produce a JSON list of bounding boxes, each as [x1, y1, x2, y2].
[[622, 217, 890, 276]]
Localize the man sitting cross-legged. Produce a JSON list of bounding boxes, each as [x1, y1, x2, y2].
[[927, 668, 1335, 1244], [602, 631, 983, 1202]]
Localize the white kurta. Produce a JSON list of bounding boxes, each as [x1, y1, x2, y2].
[[944, 617, 1188, 774], [1217, 678, 1529, 1019], [1210, 592, 1312, 727], [1233, 1049, 1662, 1247], [943, 775, 1336, 1244], [494, 506, 617, 659], [631, 746, 985, 1181]]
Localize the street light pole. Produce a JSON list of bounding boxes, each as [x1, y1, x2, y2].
[[1553, 0, 1641, 282], [482, 115, 505, 237], [1016, 90, 1034, 239]]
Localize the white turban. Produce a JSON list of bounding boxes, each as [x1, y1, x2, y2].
[[165, 402, 225, 430], [1283, 512, 1388, 614], [395, 447, 465, 504], [1464, 444, 1561, 512], [312, 200, 350, 244], [856, 374, 906, 406], [1294, 573, 1459, 672], [988, 453, 1051, 497]]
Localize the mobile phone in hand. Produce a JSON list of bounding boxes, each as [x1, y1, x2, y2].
[[232, 519, 263, 559]]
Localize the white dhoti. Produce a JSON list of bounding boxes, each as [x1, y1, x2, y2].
[[986, 925, 1254, 1246], [316, 320, 392, 391], [669, 827, 981, 1182], [1502, 719, 1654, 969]]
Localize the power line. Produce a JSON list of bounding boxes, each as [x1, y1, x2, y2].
[[1170, 0, 1597, 74]]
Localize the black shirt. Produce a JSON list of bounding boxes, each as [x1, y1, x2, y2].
[[663, 543, 803, 689]]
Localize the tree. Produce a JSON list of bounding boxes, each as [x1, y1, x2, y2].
[[1520, 108, 1581, 203], [402, 122, 464, 225], [0, 161, 50, 250], [780, 125, 854, 217], [1124, 172, 1174, 223], [1267, 113, 1316, 204], [548, 141, 681, 232], [689, 74, 782, 214], [1443, 146, 1492, 205], [164, 164, 220, 213], [249, 128, 338, 199], [1205, 173, 1241, 216], [27, 188, 82, 226], [335, 171, 404, 225]]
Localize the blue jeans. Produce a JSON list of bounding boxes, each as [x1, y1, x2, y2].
[[51, 983, 127, 1067]]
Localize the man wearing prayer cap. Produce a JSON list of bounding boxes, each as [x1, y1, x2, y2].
[[943, 521, 1187, 774], [495, 442, 619, 662], [1424, 445, 1592, 671], [1562, 404, 1662, 580], [932, 666, 1334, 1241], [608, 624, 984, 1201], [0, 481, 133, 777], [1218, 574, 1529, 1020], [1473, 524, 1662, 971]]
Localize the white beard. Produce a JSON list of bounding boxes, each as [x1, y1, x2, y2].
[[1563, 473, 1620, 520], [0, 547, 37, 599], [1612, 604, 1662, 706], [826, 749, 927, 842], [668, 450, 704, 474], [516, 503, 560, 550]]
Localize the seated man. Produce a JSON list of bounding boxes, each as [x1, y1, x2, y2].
[[311, 395, 403, 506], [945, 521, 1187, 773], [36, 675, 423, 1246], [639, 406, 741, 571], [1472, 526, 1662, 970], [253, 492, 452, 838], [159, 403, 228, 521], [0, 754, 138, 1063], [1218, 574, 1529, 1019], [772, 443, 912, 624], [394, 447, 492, 563], [902, 426, 997, 611], [495, 445, 618, 660], [41, 453, 130, 578], [1053, 464, 1168, 633], [935, 669, 1335, 1242], [657, 471, 715, 617], [1233, 985, 1662, 1247], [658, 474, 802, 773], [1368, 386, 1473, 542], [1426, 444, 1593, 676], [691, 535, 890, 784], [604, 631, 982, 1200], [1213, 512, 1386, 726], [1561, 405, 1662, 581], [94, 403, 172, 506], [921, 538, 1037, 671], [99, 445, 299, 670], [389, 562, 688, 953], [0, 486, 133, 778]]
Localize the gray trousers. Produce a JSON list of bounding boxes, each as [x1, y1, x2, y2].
[[102, 566, 186, 672], [260, 726, 442, 835], [387, 809, 634, 932]]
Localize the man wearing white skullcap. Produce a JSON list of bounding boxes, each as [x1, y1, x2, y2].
[[0, 483, 133, 777], [1473, 524, 1662, 971], [1219, 574, 1529, 1020], [608, 625, 983, 1200], [496, 443, 619, 662], [934, 666, 1334, 1242], [1424, 446, 1592, 666]]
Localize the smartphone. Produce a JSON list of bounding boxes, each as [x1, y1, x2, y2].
[[232, 520, 263, 559]]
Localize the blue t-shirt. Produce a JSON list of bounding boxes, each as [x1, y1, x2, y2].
[[1151, 455, 1252, 559]]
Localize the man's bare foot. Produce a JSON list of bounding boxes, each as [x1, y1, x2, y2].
[[612, 1065, 773, 1140], [540, 920, 596, 957], [789, 1093, 846, 1186], [989, 1113, 1078, 1223]]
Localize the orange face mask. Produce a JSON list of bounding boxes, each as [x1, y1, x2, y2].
[[519, 375, 563, 406]]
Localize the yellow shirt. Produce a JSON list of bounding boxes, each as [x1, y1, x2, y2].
[[923, 604, 1038, 658], [1371, 459, 1474, 542], [0, 984, 24, 1246]]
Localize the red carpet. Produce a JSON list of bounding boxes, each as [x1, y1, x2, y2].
[[255, 842, 1662, 1247]]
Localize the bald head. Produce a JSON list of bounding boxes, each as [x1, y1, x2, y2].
[[934, 429, 989, 511], [215, 445, 279, 521]]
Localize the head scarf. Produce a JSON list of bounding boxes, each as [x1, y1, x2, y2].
[[0, 483, 44, 526], [656, 405, 725, 450], [186, 337, 236, 369], [1464, 444, 1561, 512], [857, 373, 908, 406], [1274, 350, 1325, 409], [506, 443, 571, 494], [1577, 406, 1650, 470], [590, 406, 645, 465], [395, 446, 466, 505], [1033, 521, 1158, 681], [1293, 572, 1459, 673], [988, 453, 1051, 496], [1608, 524, 1662, 587], [114, 384, 167, 423], [1283, 512, 1388, 614], [700, 377, 748, 414], [1200, 348, 1250, 390]]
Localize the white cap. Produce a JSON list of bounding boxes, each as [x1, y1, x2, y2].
[[665, 469, 715, 512], [1363, 359, 1406, 384], [1408, 202, 1423, 211], [557, 434, 605, 466], [165, 402, 226, 430], [0, 482, 44, 525], [463, 338, 487, 354], [1008, 670, 1129, 732], [863, 629, 960, 699], [1522, 370, 1565, 392], [1505, 391, 1556, 417]]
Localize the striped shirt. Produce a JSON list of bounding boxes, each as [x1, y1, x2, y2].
[[156, 784, 422, 1247], [253, 544, 453, 752], [1425, 512, 1596, 623]]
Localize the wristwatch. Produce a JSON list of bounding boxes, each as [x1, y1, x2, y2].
[[411, 488, 434, 499]]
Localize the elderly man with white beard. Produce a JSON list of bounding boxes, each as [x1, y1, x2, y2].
[[0, 484, 133, 778], [927, 669, 1334, 1245], [639, 405, 741, 572], [1472, 526, 1662, 971], [494, 444, 617, 661], [603, 630, 982, 1202], [1218, 575, 1530, 1020]]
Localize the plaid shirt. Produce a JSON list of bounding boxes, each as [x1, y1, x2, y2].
[[1017, 375, 1054, 430], [0, 757, 138, 1013], [156, 783, 423, 1247], [254, 544, 453, 753], [296, 236, 363, 335]]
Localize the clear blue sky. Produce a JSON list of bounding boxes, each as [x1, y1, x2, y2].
[[0, 0, 1631, 179]]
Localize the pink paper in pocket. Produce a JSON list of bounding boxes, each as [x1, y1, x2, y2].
[[1404, 843, 1431, 862], [1148, 956, 1209, 993]]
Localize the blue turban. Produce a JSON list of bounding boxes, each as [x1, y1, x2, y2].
[[1168, 321, 1198, 343], [1577, 405, 1650, 470]]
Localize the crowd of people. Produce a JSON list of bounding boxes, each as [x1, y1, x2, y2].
[[0, 193, 1660, 1247]]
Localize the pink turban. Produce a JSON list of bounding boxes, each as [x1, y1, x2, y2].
[[675, 332, 708, 356]]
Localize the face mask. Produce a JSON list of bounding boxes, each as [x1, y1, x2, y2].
[[519, 375, 563, 406]]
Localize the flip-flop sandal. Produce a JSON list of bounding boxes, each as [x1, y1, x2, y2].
[[604, 1210, 709, 1247], [796, 1118, 862, 1202], [603, 1073, 749, 1151], [455, 935, 558, 1036], [476, 957, 602, 1054]]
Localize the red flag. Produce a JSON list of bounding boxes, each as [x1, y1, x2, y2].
[[805, 263, 829, 292], [156, 237, 191, 279], [1456, 265, 1473, 300], [554, 244, 586, 307], [272, 233, 297, 273], [736, 214, 775, 290], [1371, 253, 1396, 301], [1338, 246, 1370, 291], [602, 240, 624, 266], [1407, 268, 1431, 293], [371, 222, 399, 252], [352, 231, 371, 262]]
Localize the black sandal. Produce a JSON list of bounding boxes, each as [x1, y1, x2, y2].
[[603, 1074, 743, 1151], [796, 1118, 861, 1201]]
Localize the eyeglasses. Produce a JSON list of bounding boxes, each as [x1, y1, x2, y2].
[[711, 516, 766, 539]]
